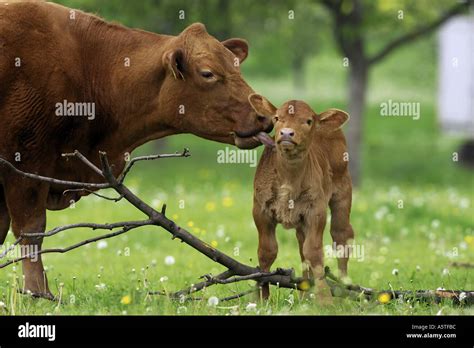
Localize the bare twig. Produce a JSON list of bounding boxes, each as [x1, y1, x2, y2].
[[118, 148, 190, 184], [0, 224, 146, 269], [63, 188, 125, 202]]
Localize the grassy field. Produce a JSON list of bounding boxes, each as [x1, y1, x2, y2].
[[1, 40, 473, 315]]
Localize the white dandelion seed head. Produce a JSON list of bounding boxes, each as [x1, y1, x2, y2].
[[245, 302, 257, 311], [392, 268, 399, 276], [177, 306, 187, 314], [164, 255, 175, 266], [159, 276, 168, 282], [216, 228, 225, 238], [95, 283, 106, 291], [431, 220, 440, 229], [459, 198, 469, 209], [207, 296, 219, 307], [97, 240, 108, 250], [442, 268, 450, 276]]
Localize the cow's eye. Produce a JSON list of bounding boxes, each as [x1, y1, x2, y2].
[[200, 70, 214, 79], [306, 119, 313, 126]]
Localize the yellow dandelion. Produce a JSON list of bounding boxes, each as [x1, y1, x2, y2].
[[211, 240, 218, 248], [192, 227, 201, 234], [464, 235, 474, 247], [120, 295, 132, 305], [299, 280, 311, 291], [222, 197, 234, 208], [377, 292, 391, 304], [187, 221, 194, 227], [172, 214, 179, 220], [205, 202, 216, 212]]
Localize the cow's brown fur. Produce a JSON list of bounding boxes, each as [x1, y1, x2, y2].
[[249, 94, 355, 301], [0, 1, 272, 298]]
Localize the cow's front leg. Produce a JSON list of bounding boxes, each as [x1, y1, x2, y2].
[[3, 176, 53, 300], [0, 185, 10, 244], [303, 206, 332, 304]]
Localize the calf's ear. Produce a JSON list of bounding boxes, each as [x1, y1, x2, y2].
[[162, 49, 185, 80], [249, 94, 277, 117], [222, 38, 249, 64], [318, 109, 349, 132]]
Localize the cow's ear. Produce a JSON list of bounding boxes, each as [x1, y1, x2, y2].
[[249, 94, 277, 117], [162, 49, 185, 80], [318, 109, 349, 132], [222, 38, 249, 64]]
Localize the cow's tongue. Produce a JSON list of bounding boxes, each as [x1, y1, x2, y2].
[[253, 132, 275, 147]]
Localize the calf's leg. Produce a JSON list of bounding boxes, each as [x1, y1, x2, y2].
[[296, 228, 311, 280], [329, 181, 355, 278], [303, 207, 332, 303], [253, 202, 277, 300], [3, 177, 52, 299]]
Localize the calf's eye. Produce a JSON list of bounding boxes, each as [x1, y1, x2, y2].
[[306, 119, 313, 126], [200, 70, 214, 79]]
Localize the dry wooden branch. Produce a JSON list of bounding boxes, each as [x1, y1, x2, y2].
[[0, 150, 472, 306]]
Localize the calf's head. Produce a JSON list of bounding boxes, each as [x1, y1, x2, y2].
[[159, 23, 272, 149], [249, 94, 349, 160]]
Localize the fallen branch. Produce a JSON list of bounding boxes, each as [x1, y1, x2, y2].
[[0, 150, 472, 307]]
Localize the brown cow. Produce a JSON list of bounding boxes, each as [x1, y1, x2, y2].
[[249, 94, 355, 302], [0, 1, 272, 299]]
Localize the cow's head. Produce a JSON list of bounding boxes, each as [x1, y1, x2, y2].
[[159, 23, 272, 149], [249, 94, 349, 160]]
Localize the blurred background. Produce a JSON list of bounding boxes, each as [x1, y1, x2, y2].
[[58, 0, 473, 186], [2, 0, 471, 314]]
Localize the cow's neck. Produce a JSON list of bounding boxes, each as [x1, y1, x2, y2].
[[72, 15, 177, 170]]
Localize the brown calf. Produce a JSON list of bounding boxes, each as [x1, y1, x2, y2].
[[0, 1, 272, 299], [249, 94, 355, 301]]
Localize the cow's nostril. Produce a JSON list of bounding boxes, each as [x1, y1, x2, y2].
[[289, 132, 294, 137], [257, 115, 267, 123]]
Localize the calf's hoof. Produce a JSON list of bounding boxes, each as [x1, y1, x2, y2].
[[314, 280, 333, 305]]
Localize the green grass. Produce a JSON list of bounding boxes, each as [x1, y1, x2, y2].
[[1, 39, 473, 315]]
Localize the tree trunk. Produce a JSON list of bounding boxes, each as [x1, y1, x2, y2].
[[292, 55, 305, 93], [346, 62, 368, 186]]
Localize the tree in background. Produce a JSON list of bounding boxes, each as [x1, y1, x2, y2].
[[319, 0, 472, 184]]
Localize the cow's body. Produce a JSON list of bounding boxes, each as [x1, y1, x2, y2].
[[0, 2, 166, 206], [0, 1, 271, 298], [249, 96, 355, 301]]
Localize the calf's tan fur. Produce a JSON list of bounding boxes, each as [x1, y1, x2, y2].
[[249, 94, 355, 301]]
